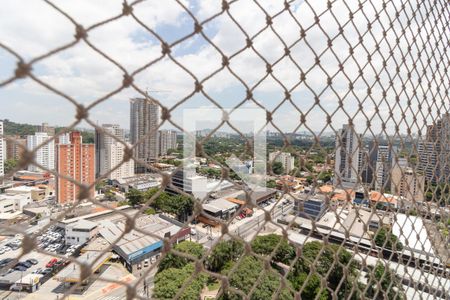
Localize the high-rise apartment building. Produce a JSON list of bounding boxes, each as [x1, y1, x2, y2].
[[334, 124, 361, 188], [159, 130, 177, 156], [26, 132, 55, 172], [374, 145, 397, 191], [418, 113, 450, 184], [130, 98, 159, 173], [0, 121, 4, 178], [57, 132, 71, 145], [391, 158, 424, 202], [358, 141, 378, 188], [5, 135, 26, 161], [106, 142, 135, 180], [56, 132, 95, 204], [95, 124, 124, 178], [269, 151, 295, 174], [95, 124, 134, 180]]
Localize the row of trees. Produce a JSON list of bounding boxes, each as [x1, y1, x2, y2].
[[125, 188, 194, 221], [153, 235, 405, 299]]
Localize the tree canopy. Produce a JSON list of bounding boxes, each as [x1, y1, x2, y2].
[[251, 234, 295, 264], [154, 263, 207, 300], [374, 227, 403, 251], [158, 241, 204, 273]]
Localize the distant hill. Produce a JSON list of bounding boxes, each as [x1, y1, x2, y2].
[[2, 119, 37, 136], [1, 119, 95, 143]]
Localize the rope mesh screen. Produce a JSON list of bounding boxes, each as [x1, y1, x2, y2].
[[0, 0, 449, 299]]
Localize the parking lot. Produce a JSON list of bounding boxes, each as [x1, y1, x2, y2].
[[0, 225, 83, 294]]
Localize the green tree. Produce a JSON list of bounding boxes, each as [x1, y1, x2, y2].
[[288, 272, 329, 300], [103, 187, 116, 201], [206, 240, 244, 272], [266, 179, 277, 189], [126, 188, 143, 207], [374, 227, 403, 251], [158, 241, 204, 272], [272, 161, 284, 175], [154, 263, 207, 300], [251, 234, 295, 264], [220, 256, 293, 300], [144, 207, 156, 215], [288, 241, 359, 299], [4, 159, 18, 173], [366, 263, 405, 300]]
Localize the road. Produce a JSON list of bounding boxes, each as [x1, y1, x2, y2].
[[202, 201, 294, 248]]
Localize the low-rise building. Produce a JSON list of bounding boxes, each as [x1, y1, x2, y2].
[[65, 219, 99, 246], [369, 191, 397, 210], [203, 198, 239, 220], [340, 208, 393, 239], [0, 193, 32, 214], [110, 175, 161, 193], [5, 184, 54, 201], [294, 193, 328, 220], [99, 214, 190, 272]]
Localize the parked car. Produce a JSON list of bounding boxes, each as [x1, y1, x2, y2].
[[40, 268, 53, 275], [46, 258, 58, 268], [26, 259, 38, 265], [14, 265, 27, 272], [32, 268, 42, 274], [19, 261, 32, 268], [0, 258, 13, 267]]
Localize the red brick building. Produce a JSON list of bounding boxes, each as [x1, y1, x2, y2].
[[56, 132, 95, 204]]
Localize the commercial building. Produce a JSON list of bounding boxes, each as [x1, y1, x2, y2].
[[203, 198, 239, 220], [159, 129, 177, 156], [0, 121, 4, 178], [65, 219, 99, 246], [340, 209, 392, 239], [56, 132, 95, 204], [5, 135, 26, 161], [166, 169, 207, 197], [5, 185, 54, 201], [0, 193, 32, 214], [99, 214, 190, 272], [130, 98, 159, 173], [95, 124, 134, 180], [110, 175, 160, 193], [334, 124, 361, 188], [418, 113, 450, 184], [294, 193, 328, 220], [269, 151, 295, 174], [391, 159, 425, 202], [26, 132, 55, 172], [167, 169, 235, 200]]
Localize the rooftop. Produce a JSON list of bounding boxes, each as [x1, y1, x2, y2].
[[69, 219, 97, 230], [99, 215, 182, 257], [204, 198, 238, 213]]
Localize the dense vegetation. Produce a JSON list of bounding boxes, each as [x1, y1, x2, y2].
[[2, 119, 37, 136], [153, 235, 405, 300], [374, 227, 403, 251], [2, 119, 95, 143], [125, 188, 193, 222]]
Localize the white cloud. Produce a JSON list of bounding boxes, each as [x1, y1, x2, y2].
[[0, 0, 447, 135]]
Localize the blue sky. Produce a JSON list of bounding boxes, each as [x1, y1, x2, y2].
[[0, 0, 447, 137]]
